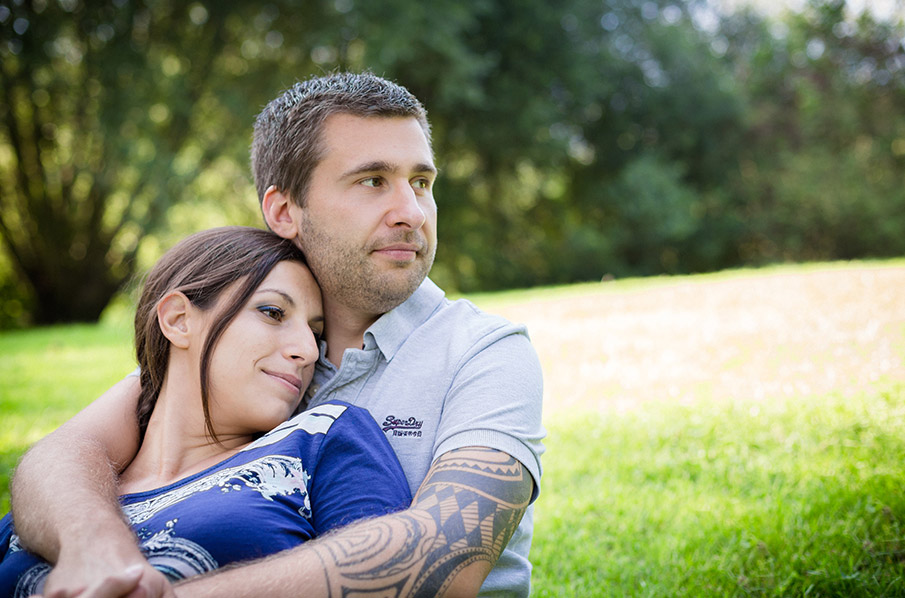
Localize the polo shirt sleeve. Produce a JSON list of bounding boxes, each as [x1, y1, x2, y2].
[[432, 326, 545, 502], [307, 404, 413, 534]]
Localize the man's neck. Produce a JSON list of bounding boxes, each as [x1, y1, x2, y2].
[[322, 299, 382, 367]]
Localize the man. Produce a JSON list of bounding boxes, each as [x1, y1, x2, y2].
[[10, 72, 544, 597]]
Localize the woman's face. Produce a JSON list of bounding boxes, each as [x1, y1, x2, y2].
[[205, 260, 324, 438]]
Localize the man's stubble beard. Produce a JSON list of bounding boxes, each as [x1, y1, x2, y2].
[[296, 214, 436, 316]]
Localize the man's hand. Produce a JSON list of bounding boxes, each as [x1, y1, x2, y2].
[[40, 562, 175, 598], [40, 540, 175, 598]]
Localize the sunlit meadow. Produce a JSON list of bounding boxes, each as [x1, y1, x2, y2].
[[478, 261, 905, 596], [2, 261, 904, 596]]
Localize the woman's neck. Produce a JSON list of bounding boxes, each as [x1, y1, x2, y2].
[[118, 366, 253, 494]]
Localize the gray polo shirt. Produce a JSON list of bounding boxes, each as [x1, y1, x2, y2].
[[304, 277, 545, 597]]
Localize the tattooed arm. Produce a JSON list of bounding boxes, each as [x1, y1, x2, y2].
[[174, 447, 533, 598]]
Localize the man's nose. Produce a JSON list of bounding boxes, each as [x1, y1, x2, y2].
[[386, 182, 426, 229]]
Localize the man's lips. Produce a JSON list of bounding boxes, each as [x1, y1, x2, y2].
[[372, 243, 422, 261], [265, 370, 303, 394]]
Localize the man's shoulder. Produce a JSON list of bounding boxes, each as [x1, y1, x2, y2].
[[419, 281, 526, 338], [437, 295, 516, 326], [403, 295, 539, 381], [380, 278, 531, 357]]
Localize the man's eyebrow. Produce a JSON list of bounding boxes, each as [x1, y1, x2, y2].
[[414, 162, 438, 176], [341, 161, 437, 178]]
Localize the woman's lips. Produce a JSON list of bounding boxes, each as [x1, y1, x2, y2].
[[266, 370, 303, 394]]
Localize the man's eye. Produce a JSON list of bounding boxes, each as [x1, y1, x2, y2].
[[412, 178, 430, 190], [361, 177, 383, 188], [259, 306, 285, 321]]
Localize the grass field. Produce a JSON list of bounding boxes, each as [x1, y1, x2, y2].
[[2, 260, 905, 596]]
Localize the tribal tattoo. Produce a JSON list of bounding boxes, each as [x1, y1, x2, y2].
[[312, 447, 533, 597]]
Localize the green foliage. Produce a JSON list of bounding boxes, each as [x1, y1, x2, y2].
[[0, 240, 31, 329], [604, 153, 701, 274], [1, 0, 903, 323], [0, 1, 312, 324], [725, 0, 905, 265], [743, 145, 905, 261]]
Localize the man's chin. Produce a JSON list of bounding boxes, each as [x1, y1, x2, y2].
[[387, 271, 428, 298], [326, 256, 433, 315], [369, 268, 429, 310]]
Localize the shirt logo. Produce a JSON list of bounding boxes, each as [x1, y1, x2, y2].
[[382, 415, 424, 438]]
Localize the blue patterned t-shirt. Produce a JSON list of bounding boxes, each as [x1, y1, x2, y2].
[[0, 401, 411, 596]]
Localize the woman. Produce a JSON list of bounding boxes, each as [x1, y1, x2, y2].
[[0, 226, 411, 594]]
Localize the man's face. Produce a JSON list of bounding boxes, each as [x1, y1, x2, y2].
[[291, 114, 438, 317]]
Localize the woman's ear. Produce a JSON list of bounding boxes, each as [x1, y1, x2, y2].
[[157, 291, 194, 349], [262, 185, 300, 241]]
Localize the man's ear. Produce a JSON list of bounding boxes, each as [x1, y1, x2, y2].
[[157, 291, 194, 349], [262, 185, 300, 241]]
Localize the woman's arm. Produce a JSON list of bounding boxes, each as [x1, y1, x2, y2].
[[10, 376, 171, 597]]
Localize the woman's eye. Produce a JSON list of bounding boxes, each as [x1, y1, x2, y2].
[[259, 306, 285, 321]]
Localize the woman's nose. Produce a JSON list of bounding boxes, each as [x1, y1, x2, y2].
[[285, 327, 319, 364]]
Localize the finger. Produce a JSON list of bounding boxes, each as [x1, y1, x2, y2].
[[36, 587, 77, 598], [81, 565, 144, 598], [40, 582, 81, 598]]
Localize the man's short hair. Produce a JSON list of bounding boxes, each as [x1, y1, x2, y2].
[[251, 71, 432, 208]]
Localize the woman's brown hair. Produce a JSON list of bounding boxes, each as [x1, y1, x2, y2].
[[133, 226, 308, 443]]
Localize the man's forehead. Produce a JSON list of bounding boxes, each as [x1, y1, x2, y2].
[[321, 113, 433, 158]]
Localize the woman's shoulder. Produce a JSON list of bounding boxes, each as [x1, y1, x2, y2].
[[297, 400, 380, 428], [239, 400, 374, 454]]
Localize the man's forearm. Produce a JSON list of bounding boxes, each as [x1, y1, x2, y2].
[[11, 375, 142, 561], [176, 447, 532, 598], [8, 376, 156, 596], [11, 433, 130, 560]]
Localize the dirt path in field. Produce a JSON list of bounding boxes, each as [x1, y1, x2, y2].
[[487, 265, 905, 415]]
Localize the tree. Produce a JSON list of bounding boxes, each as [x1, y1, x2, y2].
[[719, 0, 905, 263], [5, 0, 902, 326], [0, 0, 321, 324]]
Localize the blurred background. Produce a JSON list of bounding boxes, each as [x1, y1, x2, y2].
[[1, 0, 903, 329]]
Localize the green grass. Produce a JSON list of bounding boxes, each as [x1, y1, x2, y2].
[[0, 319, 135, 513], [532, 388, 905, 596], [2, 262, 904, 596]]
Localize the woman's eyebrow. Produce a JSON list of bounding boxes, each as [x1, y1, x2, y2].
[[255, 288, 296, 307]]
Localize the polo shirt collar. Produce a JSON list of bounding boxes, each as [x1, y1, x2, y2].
[[363, 277, 446, 361]]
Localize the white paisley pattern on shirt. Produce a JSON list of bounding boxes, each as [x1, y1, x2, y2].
[[122, 455, 313, 524]]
